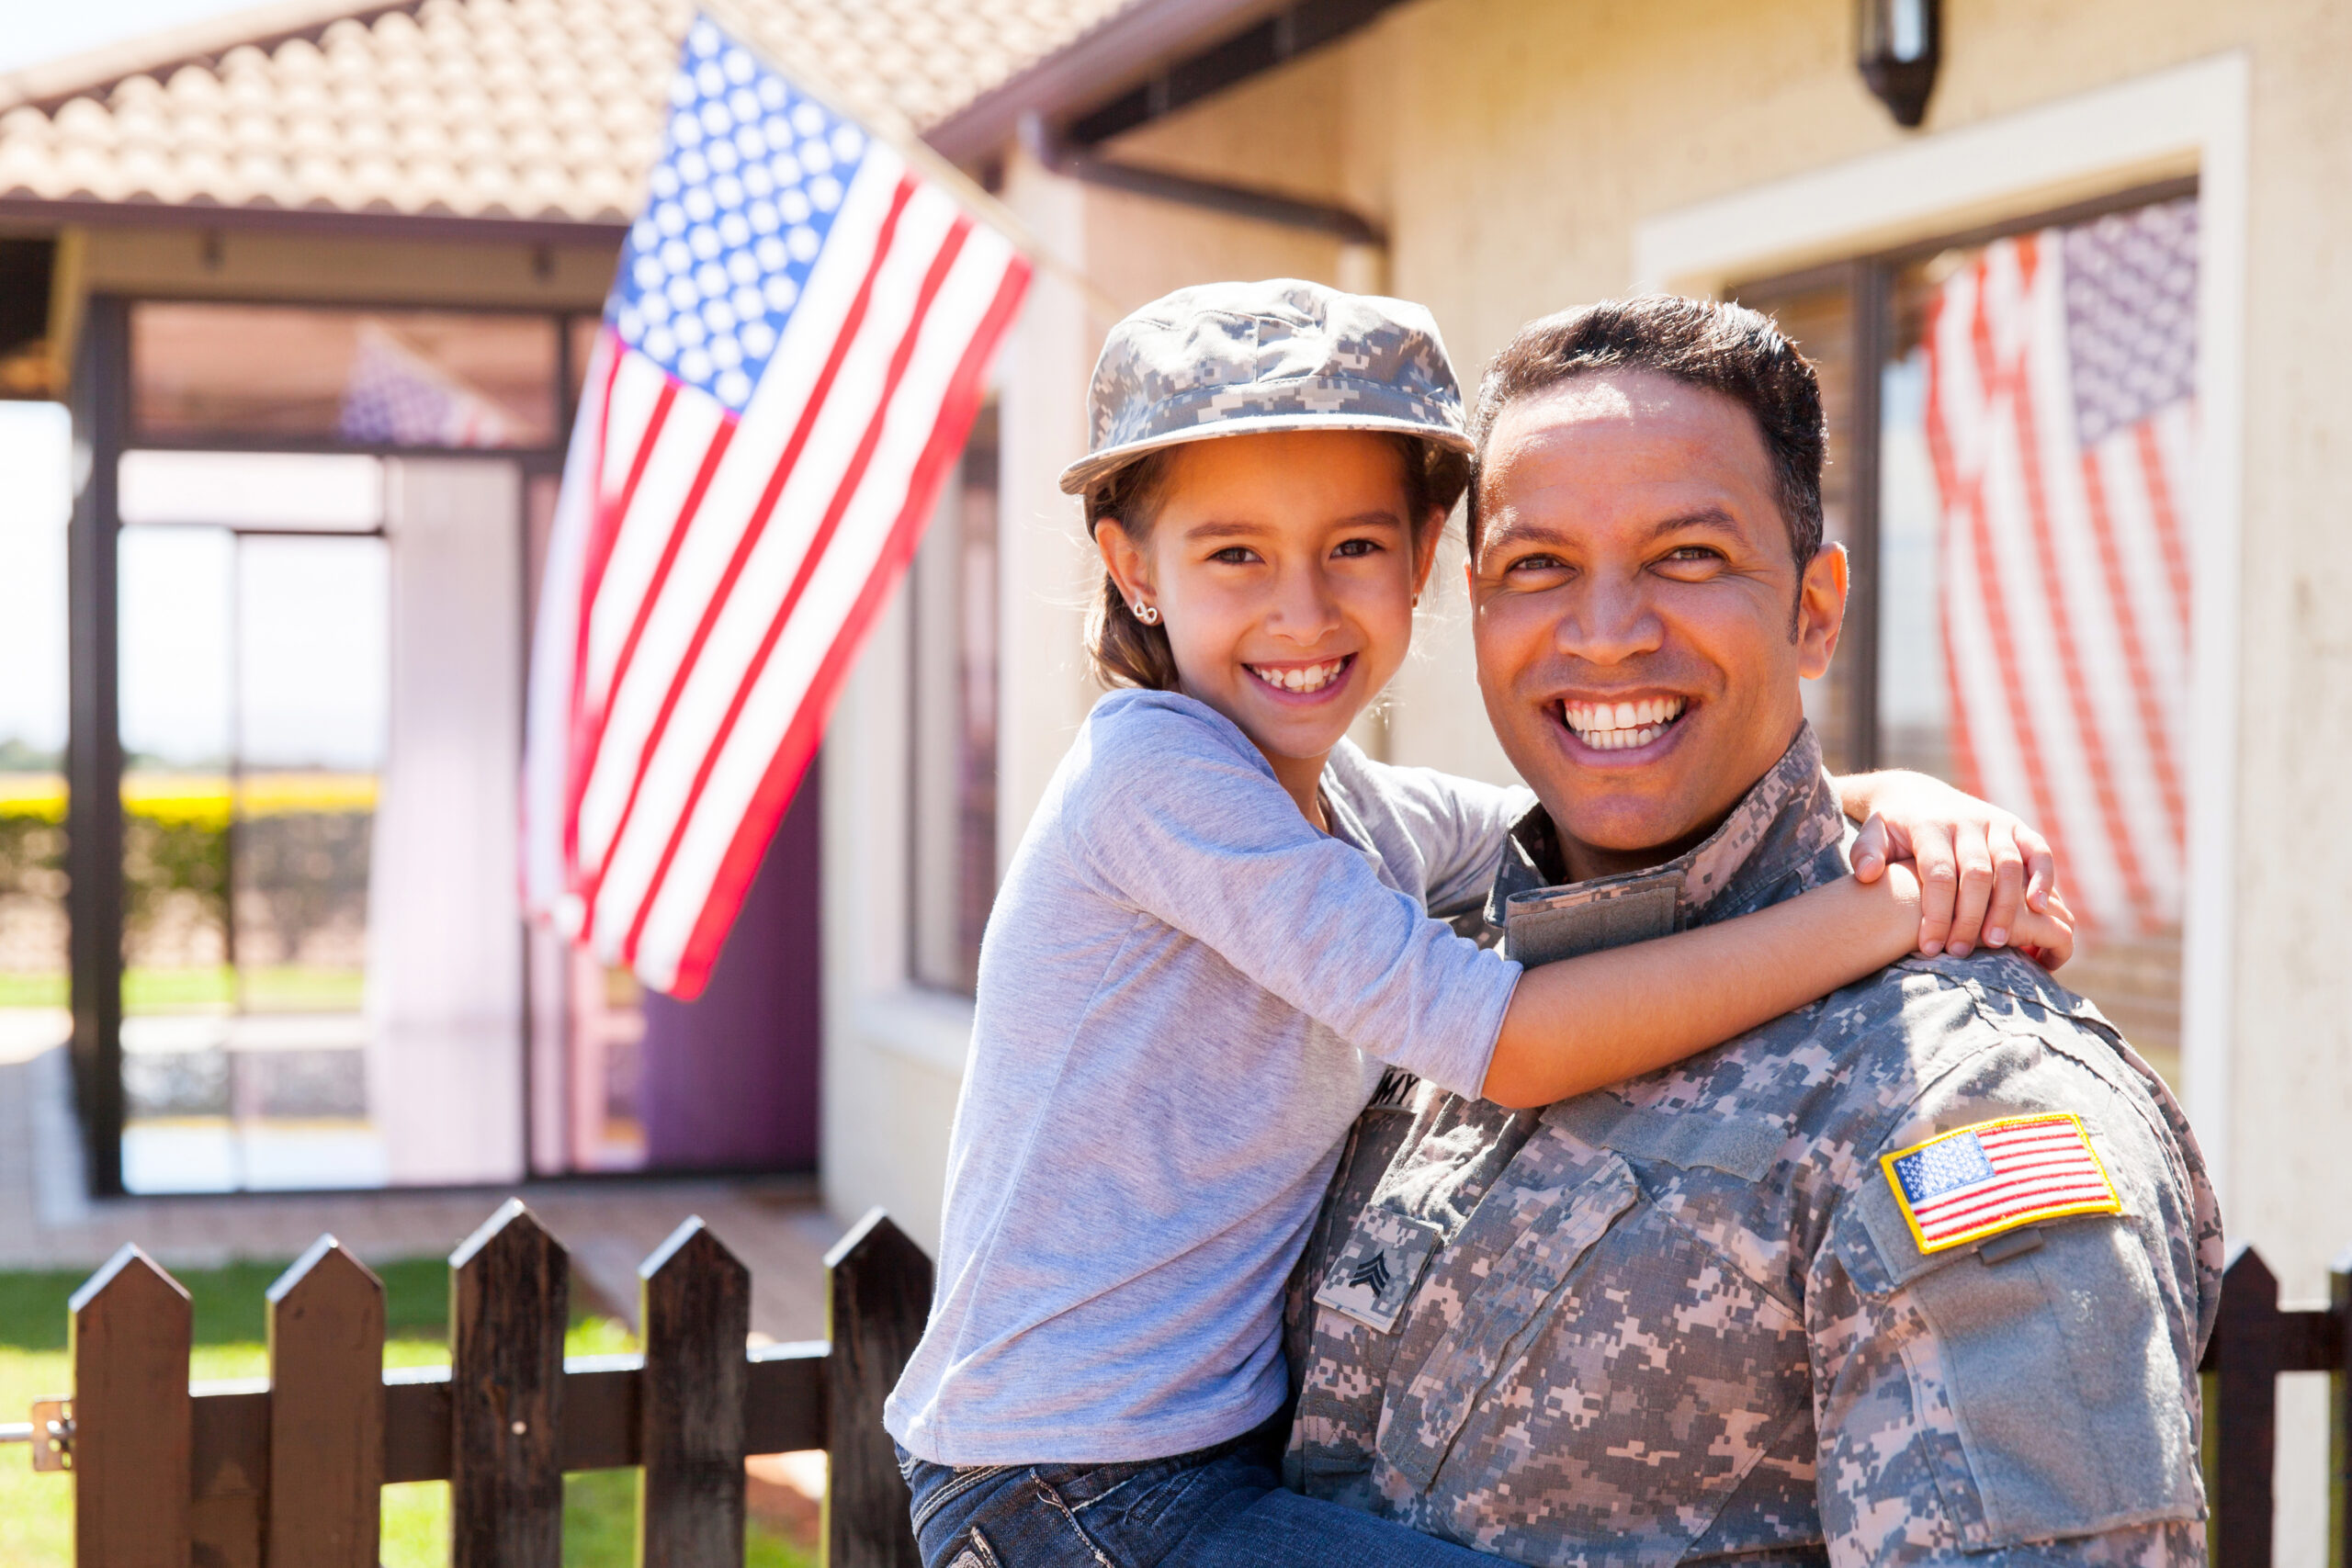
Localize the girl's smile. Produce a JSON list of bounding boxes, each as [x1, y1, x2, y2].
[[1245, 654, 1356, 698]]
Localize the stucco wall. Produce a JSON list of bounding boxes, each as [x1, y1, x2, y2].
[[830, 8, 2352, 1537], [1351, 0, 2351, 1314]]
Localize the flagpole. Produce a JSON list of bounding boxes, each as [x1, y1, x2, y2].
[[692, 0, 1125, 321]]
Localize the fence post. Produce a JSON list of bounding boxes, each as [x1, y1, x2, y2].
[[266, 1235, 386, 1568], [639, 1216, 751, 1568], [2216, 1247, 2283, 1568], [823, 1210, 931, 1568], [72, 1245, 193, 1568], [2334, 1253, 2352, 1568], [450, 1199, 569, 1568]]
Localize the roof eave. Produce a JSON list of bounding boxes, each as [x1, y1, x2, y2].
[[923, 0, 1289, 165], [0, 0, 423, 115]]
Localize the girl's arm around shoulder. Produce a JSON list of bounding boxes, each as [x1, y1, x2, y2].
[[1479, 863, 2075, 1110]]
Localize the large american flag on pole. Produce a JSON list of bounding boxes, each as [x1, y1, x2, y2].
[[523, 13, 1031, 997], [1920, 197, 2197, 933]]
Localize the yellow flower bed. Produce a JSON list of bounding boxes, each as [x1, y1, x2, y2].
[[0, 773, 379, 827]]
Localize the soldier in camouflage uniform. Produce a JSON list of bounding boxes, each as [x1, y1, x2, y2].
[[1283, 298, 2222, 1567]]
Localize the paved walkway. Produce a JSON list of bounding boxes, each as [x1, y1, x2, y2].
[[0, 1045, 843, 1341]]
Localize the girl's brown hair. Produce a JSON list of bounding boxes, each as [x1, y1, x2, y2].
[[1081, 432, 1472, 691]]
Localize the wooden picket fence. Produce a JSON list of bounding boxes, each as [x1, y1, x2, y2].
[[2, 1200, 930, 1568], [2202, 1247, 2351, 1568], [0, 1220, 2340, 1567]]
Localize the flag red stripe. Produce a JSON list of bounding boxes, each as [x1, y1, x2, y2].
[[1918, 1189, 2115, 1239], [1972, 1118, 2085, 1143], [2135, 422, 2194, 648], [561, 347, 644, 871], [1945, 256, 2072, 872], [1919, 213, 2196, 935], [567, 414, 740, 914], [1977, 1151, 2103, 1181], [576, 374, 676, 722], [1977, 1143, 2093, 1168], [1911, 1152, 2103, 1209], [665, 254, 1033, 995], [577, 176, 917, 926], [621, 213, 974, 966], [2076, 450, 2188, 864], [2002, 296, 2154, 918], [1977, 1133, 2087, 1156], [1920, 288, 1990, 813], [1916, 1169, 2110, 1228], [1918, 1183, 2114, 1235]]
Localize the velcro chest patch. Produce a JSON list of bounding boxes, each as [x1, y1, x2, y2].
[[1881, 1111, 2121, 1255]]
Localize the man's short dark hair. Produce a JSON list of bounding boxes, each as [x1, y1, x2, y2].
[[1464, 295, 1826, 570]]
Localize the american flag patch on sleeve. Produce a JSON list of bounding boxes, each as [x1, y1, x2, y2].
[[1881, 1112, 2121, 1254]]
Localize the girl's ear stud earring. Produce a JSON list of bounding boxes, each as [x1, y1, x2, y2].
[[1132, 602, 1161, 625]]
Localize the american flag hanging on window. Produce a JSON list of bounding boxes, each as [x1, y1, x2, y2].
[[523, 13, 1031, 997], [1920, 197, 2197, 934]]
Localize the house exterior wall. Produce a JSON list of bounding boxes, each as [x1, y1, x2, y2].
[[842, 16, 2348, 1533], [1350, 0, 2351, 1323]]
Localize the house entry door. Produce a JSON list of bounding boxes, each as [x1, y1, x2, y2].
[[112, 451, 528, 1191]]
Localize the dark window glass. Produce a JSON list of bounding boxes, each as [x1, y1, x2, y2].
[[910, 406, 1001, 996]]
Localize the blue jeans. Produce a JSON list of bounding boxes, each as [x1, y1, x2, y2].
[[896, 1424, 1498, 1568]]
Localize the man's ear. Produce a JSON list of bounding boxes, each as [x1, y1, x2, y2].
[[1795, 542, 1848, 678], [1096, 520, 1155, 611]]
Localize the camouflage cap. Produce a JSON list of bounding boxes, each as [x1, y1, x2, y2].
[[1057, 278, 1472, 495]]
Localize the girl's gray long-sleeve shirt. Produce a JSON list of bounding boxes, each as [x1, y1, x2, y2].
[[885, 689, 1529, 1465]]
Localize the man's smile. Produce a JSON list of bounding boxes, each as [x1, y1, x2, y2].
[[1555, 694, 1690, 754]]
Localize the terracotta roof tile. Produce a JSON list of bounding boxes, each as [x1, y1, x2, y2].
[[0, 0, 1138, 223]]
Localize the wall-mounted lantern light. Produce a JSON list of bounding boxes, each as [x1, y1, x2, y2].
[[1857, 0, 1940, 129]]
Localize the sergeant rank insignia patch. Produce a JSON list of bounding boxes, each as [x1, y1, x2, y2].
[[1881, 1111, 2121, 1254]]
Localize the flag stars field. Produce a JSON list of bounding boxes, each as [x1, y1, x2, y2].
[[614, 22, 868, 413]]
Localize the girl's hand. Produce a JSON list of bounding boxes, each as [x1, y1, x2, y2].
[[2000, 886, 2076, 972], [1838, 770, 2064, 960]]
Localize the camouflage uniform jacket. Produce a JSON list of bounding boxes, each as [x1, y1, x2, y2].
[[1283, 726, 2224, 1568]]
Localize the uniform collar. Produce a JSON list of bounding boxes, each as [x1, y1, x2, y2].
[[1484, 722, 1849, 939]]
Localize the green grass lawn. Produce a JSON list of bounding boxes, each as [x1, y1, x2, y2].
[[0, 1258, 815, 1566]]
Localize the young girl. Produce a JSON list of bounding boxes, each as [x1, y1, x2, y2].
[[887, 281, 2068, 1568]]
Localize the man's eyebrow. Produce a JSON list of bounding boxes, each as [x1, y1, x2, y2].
[[1478, 516, 1577, 550], [1641, 507, 1742, 540], [1478, 506, 1744, 555]]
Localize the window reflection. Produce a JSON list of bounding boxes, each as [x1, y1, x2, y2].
[[117, 519, 391, 1190], [131, 304, 559, 448]]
